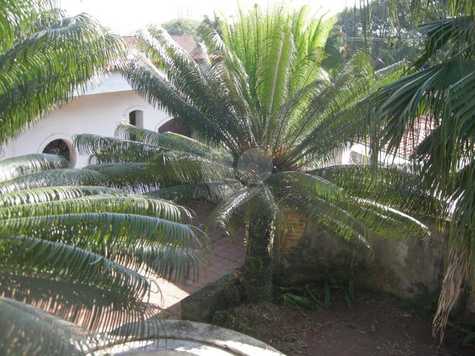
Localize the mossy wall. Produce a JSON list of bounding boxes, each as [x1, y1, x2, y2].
[[275, 212, 447, 301]]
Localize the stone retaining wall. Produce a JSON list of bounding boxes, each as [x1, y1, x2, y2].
[[276, 212, 475, 315]]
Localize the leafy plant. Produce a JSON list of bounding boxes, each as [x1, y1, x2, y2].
[[75, 5, 442, 304], [280, 279, 355, 310], [0, 153, 204, 352]]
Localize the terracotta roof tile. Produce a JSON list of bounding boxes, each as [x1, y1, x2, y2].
[[122, 34, 204, 61]]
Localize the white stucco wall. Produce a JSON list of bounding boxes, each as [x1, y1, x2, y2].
[[340, 143, 410, 166], [1, 73, 172, 168]]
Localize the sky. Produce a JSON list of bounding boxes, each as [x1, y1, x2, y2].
[[59, 0, 352, 35]]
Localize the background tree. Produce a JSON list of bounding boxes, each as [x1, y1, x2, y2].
[[162, 18, 201, 39], [372, 0, 475, 342], [0, 1, 204, 353], [76, 5, 440, 303], [324, 0, 448, 74]]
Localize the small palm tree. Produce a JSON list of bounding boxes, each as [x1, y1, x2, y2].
[[76, 6, 439, 302], [373, 0, 475, 341], [0, 1, 205, 353]]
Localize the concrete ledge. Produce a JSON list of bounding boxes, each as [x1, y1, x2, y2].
[[180, 272, 242, 322], [97, 319, 285, 355]]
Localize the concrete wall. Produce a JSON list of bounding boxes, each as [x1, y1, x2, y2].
[[276, 215, 447, 301], [277, 218, 475, 316], [1, 73, 172, 168]]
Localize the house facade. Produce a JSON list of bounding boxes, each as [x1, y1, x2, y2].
[[1, 72, 173, 168]]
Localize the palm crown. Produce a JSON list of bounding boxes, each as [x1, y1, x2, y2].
[[76, 6, 440, 301]]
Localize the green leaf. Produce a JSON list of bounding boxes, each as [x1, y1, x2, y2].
[[0, 154, 68, 183], [0, 297, 89, 356]]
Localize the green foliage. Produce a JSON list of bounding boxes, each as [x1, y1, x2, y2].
[[327, 0, 448, 73], [162, 18, 201, 38], [0, 0, 124, 145], [280, 279, 355, 310], [0, 297, 90, 355], [373, 0, 475, 341], [0, 153, 206, 355]]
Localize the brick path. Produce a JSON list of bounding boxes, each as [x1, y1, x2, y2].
[[147, 235, 245, 317]]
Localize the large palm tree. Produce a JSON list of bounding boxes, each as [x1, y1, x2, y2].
[[372, 0, 475, 342], [76, 5, 440, 302], [0, 1, 204, 353]]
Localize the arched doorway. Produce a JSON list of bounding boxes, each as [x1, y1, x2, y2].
[[42, 139, 74, 165], [158, 118, 191, 137]]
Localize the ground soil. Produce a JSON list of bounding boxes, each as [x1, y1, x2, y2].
[[212, 292, 474, 356]]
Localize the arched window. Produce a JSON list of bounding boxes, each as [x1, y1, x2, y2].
[[42, 139, 73, 163], [158, 118, 190, 137], [129, 110, 144, 128]]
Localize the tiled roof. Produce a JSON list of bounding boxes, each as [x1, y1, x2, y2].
[[123, 34, 205, 61], [356, 116, 435, 160], [397, 116, 435, 158]]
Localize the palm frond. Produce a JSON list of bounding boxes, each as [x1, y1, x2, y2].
[[0, 195, 192, 223], [124, 54, 236, 149], [0, 186, 122, 208], [315, 165, 446, 218], [0, 169, 108, 194], [269, 171, 430, 242], [147, 181, 243, 204], [114, 123, 162, 146], [114, 124, 233, 164], [269, 171, 369, 242], [0, 12, 123, 144], [74, 134, 161, 164], [285, 55, 405, 168], [130, 244, 204, 282], [0, 154, 68, 182], [86, 163, 160, 193], [213, 187, 259, 233], [0, 297, 89, 356], [148, 151, 235, 187], [0, 213, 205, 252], [0, 272, 158, 336], [0, 236, 150, 301]]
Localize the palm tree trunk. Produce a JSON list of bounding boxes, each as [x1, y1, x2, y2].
[[242, 199, 276, 302], [433, 245, 470, 343]]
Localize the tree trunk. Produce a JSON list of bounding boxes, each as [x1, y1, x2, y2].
[[242, 199, 276, 303]]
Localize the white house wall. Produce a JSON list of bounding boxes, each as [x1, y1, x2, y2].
[[1, 89, 171, 168]]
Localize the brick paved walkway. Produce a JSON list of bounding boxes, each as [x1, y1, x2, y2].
[[147, 235, 245, 317]]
